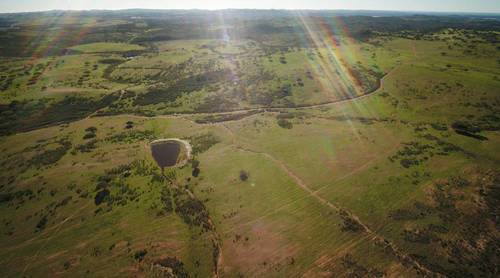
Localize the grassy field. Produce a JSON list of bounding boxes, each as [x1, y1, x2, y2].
[[0, 10, 499, 277]]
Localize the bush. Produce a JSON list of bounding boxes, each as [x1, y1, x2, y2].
[[94, 189, 110, 206], [191, 159, 200, 169], [125, 121, 134, 129], [35, 215, 48, 232], [239, 170, 249, 181], [451, 121, 488, 140], [83, 132, 96, 139], [74, 139, 98, 153], [277, 118, 293, 129], [106, 130, 154, 144], [194, 110, 262, 124], [192, 167, 200, 177], [161, 187, 173, 213], [0, 189, 34, 203], [454, 129, 488, 141], [189, 134, 220, 155], [83, 126, 97, 139], [63, 261, 71, 270], [28, 139, 72, 167], [154, 257, 188, 278], [85, 126, 97, 133], [431, 123, 448, 131], [98, 58, 124, 64], [340, 210, 364, 232], [174, 190, 210, 229], [133, 249, 148, 261], [400, 158, 419, 168]]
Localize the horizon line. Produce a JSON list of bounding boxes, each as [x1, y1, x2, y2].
[[1, 8, 500, 16]]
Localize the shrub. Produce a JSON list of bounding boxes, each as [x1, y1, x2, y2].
[[340, 210, 364, 232], [277, 118, 293, 129], [453, 129, 488, 141], [28, 139, 72, 167], [400, 158, 419, 168], [75, 139, 98, 153], [63, 261, 71, 270], [94, 189, 110, 205], [161, 187, 173, 213], [106, 130, 154, 144], [83, 126, 97, 139], [99, 58, 124, 64], [191, 159, 200, 169], [83, 132, 96, 139], [239, 170, 249, 181], [154, 257, 188, 278], [188, 134, 220, 155], [174, 190, 210, 229], [451, 121, 489, 140], [0, 189, 34, 203], [133, 249, 148, 261], [430, 123, 448, 131], [192, 167, 200, 177], [85, 126, 97, 133], [194, 110, 262, 124], [90, 247, 102, 257], [35, 215, 48, 232]]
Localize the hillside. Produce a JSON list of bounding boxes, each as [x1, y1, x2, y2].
[[0, 10, 499, 277]]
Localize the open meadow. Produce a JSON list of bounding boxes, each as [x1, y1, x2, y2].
[[0, 10, 499, 277]]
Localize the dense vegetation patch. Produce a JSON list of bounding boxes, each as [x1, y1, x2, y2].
[[74, 139, 98, 153], [105, 130, 155, 144], [92, 164, 141, 209], [194, 110, 262, 124], [389, 136, 466, 168], [153, 257, 189, 278], [340, 210, 365, 232], [28, 138, 72, 167], [188, 133, 220, 155], [0, 189, 34, 204], [134, 70, 229, 106], [0, 94, 119, 136], [341, 254, 384, 277], [173, 188, 211, 230], [451, 116, 500, 141], [389, 168, 499, 277]]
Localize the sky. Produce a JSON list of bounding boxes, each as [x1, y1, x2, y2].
[[1, 0, 500, 13]]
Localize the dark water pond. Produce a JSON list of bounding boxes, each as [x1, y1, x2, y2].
[[151, 141, 181, 168]]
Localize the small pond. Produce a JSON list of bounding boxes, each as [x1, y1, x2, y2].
[[150, 139, 191, 169]]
